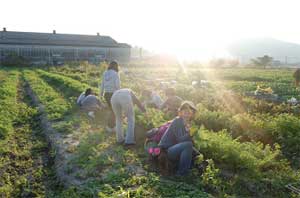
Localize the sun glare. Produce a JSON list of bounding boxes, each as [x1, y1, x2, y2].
[[2, 0, 300, 61]]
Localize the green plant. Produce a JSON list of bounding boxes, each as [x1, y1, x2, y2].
[[24, 70, 71, 120], [193, 127, 298, 197], [0, 71, 19, 139]]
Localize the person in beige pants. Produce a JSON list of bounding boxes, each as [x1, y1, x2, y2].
[[111, 89, 145, 145]]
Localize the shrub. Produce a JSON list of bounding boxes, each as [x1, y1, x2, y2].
[[194, 104, 232, 132]]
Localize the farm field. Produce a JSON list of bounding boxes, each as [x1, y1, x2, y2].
[[0, 64, 300, 198]]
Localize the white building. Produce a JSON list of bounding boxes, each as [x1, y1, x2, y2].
[[0, 28, 131, 65]]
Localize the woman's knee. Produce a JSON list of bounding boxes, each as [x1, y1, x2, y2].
[[181, 141, 193, 149]]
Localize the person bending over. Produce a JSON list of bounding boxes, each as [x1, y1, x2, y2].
[[111, 88, 145, 145]]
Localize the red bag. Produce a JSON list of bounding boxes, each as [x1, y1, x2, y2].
[[149, 121, 172, 142]]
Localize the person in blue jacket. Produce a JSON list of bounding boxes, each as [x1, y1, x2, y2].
[[158, 101, 197, 176]]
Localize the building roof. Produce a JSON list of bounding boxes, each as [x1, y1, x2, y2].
[[0, 30, 131, 48]]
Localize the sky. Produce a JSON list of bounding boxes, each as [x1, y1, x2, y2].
[[1, 0, 300, 60]]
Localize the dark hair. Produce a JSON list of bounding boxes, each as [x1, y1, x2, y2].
[[107, 60, 119, 72], [178, 101, 197, 113], [165, 88, 176, 96], [85, 88, 92, 96]]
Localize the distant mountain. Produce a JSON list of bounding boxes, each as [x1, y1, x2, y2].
[[228, 38, 300, 64]]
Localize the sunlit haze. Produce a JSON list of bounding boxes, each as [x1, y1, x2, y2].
[[2, 0, 300, 61]]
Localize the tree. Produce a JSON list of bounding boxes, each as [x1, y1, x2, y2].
[[251, 55, 273, 69]]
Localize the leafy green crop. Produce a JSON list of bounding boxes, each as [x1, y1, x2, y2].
[[24, 70, 71, 120], [194, 127, 299, 197], [37, 69, 90, 99], [0, 70, 19, 139]]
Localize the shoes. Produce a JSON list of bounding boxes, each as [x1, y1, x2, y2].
[[88, 111, 95, 118], [105, 126, 112, 132], [105, 126, 116, 133], [116, 140, 125, 145], [124, 142, 136, 148], [196, 160, 209, 175]]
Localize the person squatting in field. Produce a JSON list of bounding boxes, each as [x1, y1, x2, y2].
[[77, 88, 92, 106], [111, 88, 146, 145], [77, 88, 103, 118], [160, 87, 183, 117], [100, 60, 121, 132], [141, 89, 163, 109], [158, 101, 197, 176]]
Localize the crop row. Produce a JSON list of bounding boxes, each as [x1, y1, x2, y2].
[[23, 70, 71, 121], [209, 68, 293, 83], [193, 127, 299, 197], [0, 69, 54, 197], [226, 80, 298, 99], [0, 70, 20, 139], [37, 69, 90, 99], [194, 104, 300, 165]]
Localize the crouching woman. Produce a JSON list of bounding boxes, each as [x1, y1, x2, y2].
[[77, 88, 103, 118], [158, 101, 197, 176]]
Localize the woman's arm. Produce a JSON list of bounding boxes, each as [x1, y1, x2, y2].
[[115, 73, 121, 90], [100, 74, 105, 97], [77, 92, 84, 105], [130, 91, 146, 112]]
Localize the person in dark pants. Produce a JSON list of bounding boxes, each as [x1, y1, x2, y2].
[[100, 61, 120, 132], [158, 101, 197, 176]]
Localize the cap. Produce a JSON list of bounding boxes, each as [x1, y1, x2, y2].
[[178, 101, 197, 112]]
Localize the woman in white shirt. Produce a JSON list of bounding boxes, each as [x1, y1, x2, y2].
[[100, 61, 121, 131]]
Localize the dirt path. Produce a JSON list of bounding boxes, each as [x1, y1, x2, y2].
[[20, 75, 66, 197]]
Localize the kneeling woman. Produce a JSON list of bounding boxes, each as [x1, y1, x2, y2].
[[158, 101, 197, 176], [78, 88, 103, 118]]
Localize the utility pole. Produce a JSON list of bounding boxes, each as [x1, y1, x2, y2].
[[139, 47, 142, 59], [285, 56, 288, 65], [48, 48, 50, 64]]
